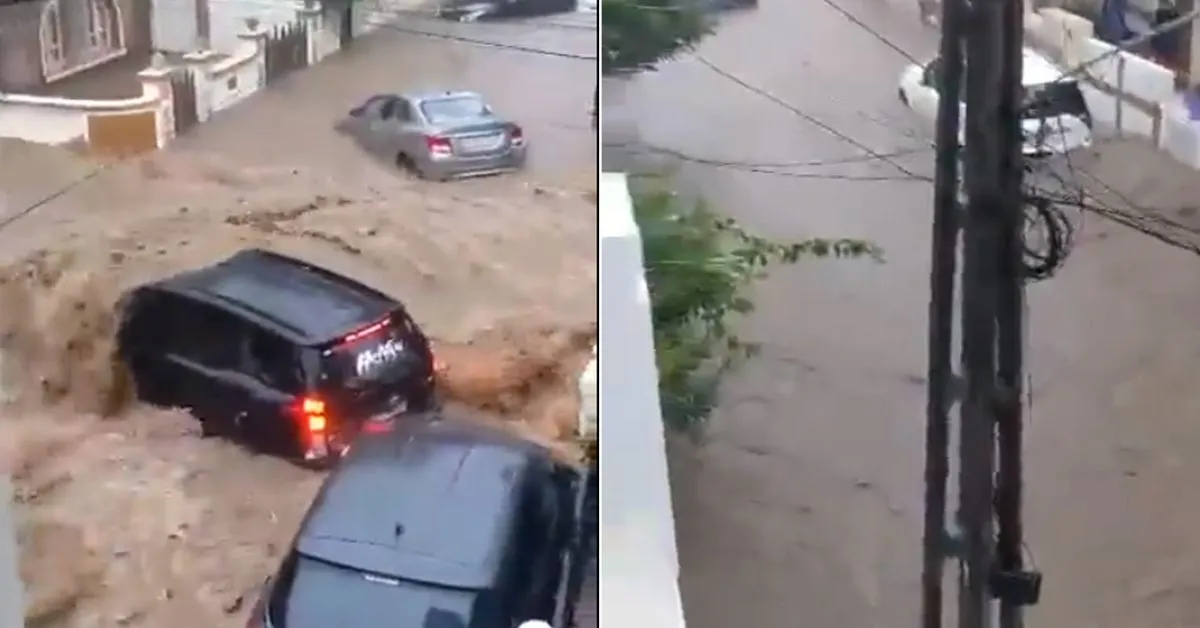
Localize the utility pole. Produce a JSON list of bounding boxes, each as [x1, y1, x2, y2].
[[958, 0, 1005, 619], [922, 0, 1042, 625], [993, 0, 1031, 626], [920, 0, 965, 619]]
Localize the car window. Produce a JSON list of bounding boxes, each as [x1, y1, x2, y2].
[[419, 96, 490, 124], [394, 98, 413, 121], [269, 554, 495, 628], [350, 95, 392, 118], [120, 289, 173, 350], [156, 298, 241, 371], [243, 327, 301, 392], [922, 58, 942, 86], [379, 97, 397, 119], [1022, 82, 1089, 120], [921, 57, 967, 100]]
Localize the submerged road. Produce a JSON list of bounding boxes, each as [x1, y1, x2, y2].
[[604, 0, 1200, 626]]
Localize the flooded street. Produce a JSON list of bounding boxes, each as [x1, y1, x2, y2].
[[0, 14, 597, 627], [605, 0, 1200, 626]]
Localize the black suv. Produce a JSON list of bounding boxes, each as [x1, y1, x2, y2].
[[116, 248, 437, 465], [246, 413, 590, 628]]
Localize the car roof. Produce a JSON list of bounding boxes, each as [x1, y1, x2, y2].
[[1021, 48, 1068, 86], [296, 415, 547, 589], [150, 248, 399, 346], [402, 89, 482, 103], [925, 49, 1071, 88]]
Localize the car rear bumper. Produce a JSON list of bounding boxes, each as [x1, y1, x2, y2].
[[296, 384, 438, 468], [427, 146, 527, 180]]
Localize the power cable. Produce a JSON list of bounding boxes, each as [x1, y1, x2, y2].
[[817, 0, 923, 64], [692, 54, 933, 181], [689, 162, 928, 181], [608, 139, 933, 168], [1025, 139, 1200, 257], [1018, 191, 1075, 281], [1039, 8, 1200, 86], [0, 164, 112, 232], [1024, 105, 1200, 258]]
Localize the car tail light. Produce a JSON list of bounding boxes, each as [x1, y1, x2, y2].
[[509, 125, 525, 147], [425, 135, 453, 156], [295, 396, 329, 437]]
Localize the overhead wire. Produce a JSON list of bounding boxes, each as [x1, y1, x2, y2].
[[1010, 6, 1200, 272], [0, 163, 113, 232], [799, 0, 1200, 264], [1045, 7, 1200, 85], [607, 0, 940, 182], [609, 139, 933, 168], [692, 54, 933, 181], [816, 0, 923, 64], [688, 163, 928, 181]]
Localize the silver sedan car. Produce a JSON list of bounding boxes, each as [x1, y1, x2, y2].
[[339, 90, 527, 181]]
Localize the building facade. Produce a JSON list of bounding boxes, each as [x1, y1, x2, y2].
[[0, 0, 152, 94]]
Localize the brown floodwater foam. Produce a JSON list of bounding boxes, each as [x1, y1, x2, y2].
[[434, 321, 597, 462], [0, 248, 133, 418], [0, 243, 597, 461]]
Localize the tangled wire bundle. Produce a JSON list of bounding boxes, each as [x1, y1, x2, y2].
[[1020, 193, 1076, 282]]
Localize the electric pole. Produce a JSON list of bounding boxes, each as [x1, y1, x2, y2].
[[922, 0, 1042, 625], [920, 0, 964, 620]]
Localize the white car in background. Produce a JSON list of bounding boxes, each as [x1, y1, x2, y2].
[[898, 48, 1095, 157]]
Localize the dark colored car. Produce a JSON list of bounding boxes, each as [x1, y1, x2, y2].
[[116, 248, 437, 466], [246, 414, 591, 628]]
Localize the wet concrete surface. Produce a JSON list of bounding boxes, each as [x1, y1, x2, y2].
[[603, 0, 1200, 626]]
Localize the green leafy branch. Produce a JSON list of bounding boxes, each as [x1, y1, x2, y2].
[[633, 182, 881, 433], [601, 0, 712, 75]]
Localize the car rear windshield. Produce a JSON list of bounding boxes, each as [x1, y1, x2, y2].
[[420, 96, 489, 124], [269, 554, 500, 628], [1022, 82, 1089, 120], [319, 313, 422, 388]]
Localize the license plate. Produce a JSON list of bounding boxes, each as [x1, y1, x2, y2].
[[458, 134, 503, 152]]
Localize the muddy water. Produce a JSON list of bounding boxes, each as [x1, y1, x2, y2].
[[605, 0, 1200, 626]]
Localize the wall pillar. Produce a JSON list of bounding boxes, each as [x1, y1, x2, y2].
[[237, 26, 270, 90], [298, 5, 323, 65], [182, 49, 222, 122], [137, 64, 174, 147]]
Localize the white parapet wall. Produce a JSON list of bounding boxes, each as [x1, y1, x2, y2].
[[0, 475, 22, 628], [1024, 7, 1200, 168], [578, 344, 597, 441], [598, 172, 687, 628]]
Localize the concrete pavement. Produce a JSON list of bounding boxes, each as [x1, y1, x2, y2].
[[605, 0, 1200, 625]]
